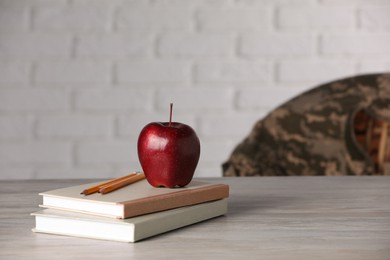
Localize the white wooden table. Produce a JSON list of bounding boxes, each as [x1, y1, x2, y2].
[[1, 177, 389, 259]]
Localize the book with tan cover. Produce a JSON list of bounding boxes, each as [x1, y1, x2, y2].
[[39, 179, 229, 219]]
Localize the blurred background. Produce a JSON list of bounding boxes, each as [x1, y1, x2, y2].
[[0, 0, 390, 179]]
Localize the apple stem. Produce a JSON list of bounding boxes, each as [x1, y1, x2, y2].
[[169, 103, 173, 127]]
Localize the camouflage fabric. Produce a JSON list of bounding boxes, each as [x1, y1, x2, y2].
[[222, 73, 390, 176]]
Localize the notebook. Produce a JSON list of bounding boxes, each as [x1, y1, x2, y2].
[[39, 179, 229, 219], [32, 199, 228, 242]]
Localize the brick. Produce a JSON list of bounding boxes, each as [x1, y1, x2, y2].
[[322, 0, 390, 5], [240, 33, 314, 57], [236, 87, 307, 110], [195, 61, 270, 83], [278, 60, 355, 84], [116, 61, 190, 84], [75, 89, 153, 112], [117, 113, 197, 137], [357, 61, 390, 73], [156, 87, 234, 111], [0, 142, 72, 164], [0, 166, 34, 180], [196, 137, 246, 177], [33, 5, 111, 32], [70, 0, 125, 7], [199, 139, 236, 163], [117, 111, 197, 135], [0, 116, 33, 140], [322, 33, 390, 55], [193, 165, 222, 178], [236, 0, 315, 4], [35, 166, 114, 179], [0, 5, 29, 32], [277, 6, 355, 30], [196, 7, 271, 32], [36, 115, 113, 138], [0, 89, 69, 112], [115, 6, 192, 31], [76, 33, 152, 59], [117, 113, 186, 137], [0, 62, 30, 84], [158, 33, 234, 58], [360, 7, 390, 31], [76, 141, 137, 164], [0, 33, 71, 59], [7, 0, 68, 6], [153, 0, 232, 7], [198, 114, 260, 138], [34, 61, 111, 84], [151, 0, 232, 6]]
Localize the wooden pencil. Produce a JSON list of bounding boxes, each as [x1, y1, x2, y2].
[[80, 173, 137, 195], [99, 173, 146, 194]]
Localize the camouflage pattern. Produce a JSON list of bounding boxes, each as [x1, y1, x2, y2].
[[222, 73, 390, 176]]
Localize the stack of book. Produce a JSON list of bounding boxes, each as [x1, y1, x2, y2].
[[31, 177, 229, 243]]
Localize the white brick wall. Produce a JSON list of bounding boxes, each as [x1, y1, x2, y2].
[[1, 0, 389, 179]]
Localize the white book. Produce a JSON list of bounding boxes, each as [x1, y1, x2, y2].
[[32, 199, 228, 243]]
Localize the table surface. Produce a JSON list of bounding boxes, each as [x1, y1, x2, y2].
[[1, 176, 390, 259]]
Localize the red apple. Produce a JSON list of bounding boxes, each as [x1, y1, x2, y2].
[[137, 104, 201, 188]]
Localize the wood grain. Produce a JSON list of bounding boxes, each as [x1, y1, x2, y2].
[[1, 177, 390, 259]]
